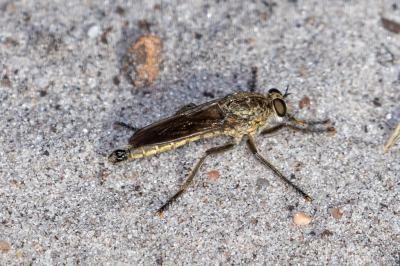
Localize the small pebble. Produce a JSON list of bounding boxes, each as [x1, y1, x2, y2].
[[207, 170, 220, 180], [256, 178, 270, 190], [16, 251, 23, 258], [35, 78, 49, 89], [329, 206, 344, 220], [293, 212, 311, 225], [30, 68, 39, 75], [124, 33, 162, 87], [88, 25, 101, 38], [0, 241, 10, 253], [305, 17, 315, 24]]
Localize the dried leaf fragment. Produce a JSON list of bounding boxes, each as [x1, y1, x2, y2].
[[321, 229, 333, 237], [293, 160, 304, 171], [115, 6, 125, 15], [138, 21, 151, 31], [124, 34, 162, 88], [299, 97, 310, 109], [101, 26, 113, 44], [1, 76, 12, 88], [4, 38, 19, 46], [113, 76, 120, 85], [381, 18, 400, 34], [373, 98, 382, 107]]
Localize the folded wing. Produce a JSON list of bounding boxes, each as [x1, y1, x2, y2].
[[129, 100, 237, 148]]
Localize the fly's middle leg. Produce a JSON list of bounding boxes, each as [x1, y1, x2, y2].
[[260, 124, 286, 137], [246, 137, 312, 201], [155, 143, 235, 216]]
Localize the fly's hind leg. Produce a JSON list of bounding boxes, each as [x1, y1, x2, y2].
[[155, 143, 235, 216], [246, 137, 312, 201], [114, 122, 140, 132], [175, 103, 197, 115]]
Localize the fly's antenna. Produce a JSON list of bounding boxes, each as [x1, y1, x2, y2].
[[247, 67, 258, 92], [283, 85, 292, 98]]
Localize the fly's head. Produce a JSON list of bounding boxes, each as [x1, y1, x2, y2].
[[267, 88, 288, 120], [108, 149, 129, 164]]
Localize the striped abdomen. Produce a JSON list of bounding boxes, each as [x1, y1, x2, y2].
[[126, 130, 229, 160]]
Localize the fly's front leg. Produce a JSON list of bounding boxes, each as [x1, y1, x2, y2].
[[286, 124, 335, 134], [114, 122, 139, 131], [155, 143, 235, 216], [246, 137, 312, 201], [261, 123, 335, 136], [287, 113, 332, 126]]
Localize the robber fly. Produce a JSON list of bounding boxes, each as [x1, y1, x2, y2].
[[108, 69, 334, 216]]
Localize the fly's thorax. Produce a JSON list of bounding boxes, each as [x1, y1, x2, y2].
[[222, 92, 269, 122], [217, 92, 272, 137]]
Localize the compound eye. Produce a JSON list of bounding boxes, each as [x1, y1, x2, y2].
[[273, 99, 286, 117], [268, 88, 282, 95]]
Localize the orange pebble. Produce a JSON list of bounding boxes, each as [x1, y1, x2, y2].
[[207, 170, 220, 180], [293, 212, 311, 225]]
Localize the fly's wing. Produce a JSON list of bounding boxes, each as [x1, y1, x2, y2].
[[129, 99, 237, 148]]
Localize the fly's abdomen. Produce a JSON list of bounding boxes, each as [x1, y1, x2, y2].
[[127, 130, 224, 160]]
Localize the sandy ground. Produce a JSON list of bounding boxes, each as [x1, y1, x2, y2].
[[1, 0, 400, 265]]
